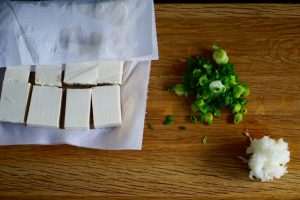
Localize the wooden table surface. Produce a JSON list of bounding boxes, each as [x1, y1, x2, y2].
[[1, 4, 300, 199]]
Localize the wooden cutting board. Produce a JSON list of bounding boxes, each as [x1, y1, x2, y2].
[[0, 4, 299, 199]]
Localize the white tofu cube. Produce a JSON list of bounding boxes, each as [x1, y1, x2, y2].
[[35, 65, 62, 87], [64, 89, 92, 129], [27, 86, 62, 128], [64, 61, 98, 85], [0, 82, 31, 123], [96, 61, 123, 85], [4, 65, 30, 82], [92, 85, 122, 129]]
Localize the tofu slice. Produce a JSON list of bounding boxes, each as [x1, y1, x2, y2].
[[92, 85, 122, 129], [64, 61, 98, 85], [0, 82, 31, 123], [96, 61, 123, 85], [27, 86, 62, 128], [64, 89, 92, 129], [35, 65, 62, 87], [4, 65, 30, 82]]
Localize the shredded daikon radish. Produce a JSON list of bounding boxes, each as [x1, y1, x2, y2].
[[245, 136, 290, 182]]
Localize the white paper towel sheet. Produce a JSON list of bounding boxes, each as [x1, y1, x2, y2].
[[0, 0, 158, 67], [0, 61, 150, 150], [0, 0, 158, 150]]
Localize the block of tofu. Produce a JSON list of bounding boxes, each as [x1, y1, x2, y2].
[[64, 61, 98, 85], [4, 65, 30, 82], [0, 82, 31, 123], [92, 85, 122, 129], [64, 89, 92, 129], [35, 65, 62, 87], [27, 86, 62, 128], [96, 61, 123, 85]]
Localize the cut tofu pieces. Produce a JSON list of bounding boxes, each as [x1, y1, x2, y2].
[[92, 85, 122, 128], [64, 61, 98, 85], [96, 61, 123, 85], [4, 66, 30, 82], [35, 65, 62, 87], [0, 82, 31, 123], [27, 86, 62, 128], [64, 89, 92, 129]]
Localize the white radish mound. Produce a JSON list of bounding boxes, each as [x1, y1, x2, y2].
[[246, 136, 290, 182]]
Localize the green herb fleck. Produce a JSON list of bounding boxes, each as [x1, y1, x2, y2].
[[190, 115, 198, 124], [204, 112, 213, 125], [234, 113, 243, 124], [164, 115, 174, 125], [147, 123, 154, 130]]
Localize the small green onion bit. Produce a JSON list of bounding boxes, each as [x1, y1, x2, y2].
[[174, 84, 185, 97], [199, 112, 205, 123], [199, 75, 208, 86], [233, 85, 244, 99], [234, 113, 243, 124], [147, 123, 154, 130], [241, 83, 250, 97], [232, 103, 241, 113], [164, 115, 174, 125], [241, 107, 248, 115], [190, 115, 198, 124], [212, 47, 229, 64], [191, 103, 199, 112], [204, 112, 213, 125], [214, 109, 221, 118]]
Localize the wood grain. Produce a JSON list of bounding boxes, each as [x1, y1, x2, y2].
[[0, 4, 300, 199]]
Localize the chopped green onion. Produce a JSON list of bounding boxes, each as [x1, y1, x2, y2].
[[212, 46, 229, 64], [174, 84, 185, 97], [209, 80, 226, 94], [241, 83, 250, 97], [190, 115, 198, 124], [191, 103, 199, 112], [241, 107, 248, 115], [168, 45, 250, 125], [234, 113, 243, 124], [147, 123, 154, 130], [230, 75, 238, 86], [204, 112, 213, 125], [193, 69, 201, 76], [232, 103, 241, 113], [201, 90, 211, 100], [199, 75, 208, 86], [199, 112, 205, 123], [233, 85, 244, 99], [164, 115, 174, 125], [214, 109, 221, 118]]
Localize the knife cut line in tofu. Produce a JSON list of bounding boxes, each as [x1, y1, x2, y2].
[[92, 85, 122, 129], [64, 89, 92, 129], [64, 61, 98, 85], [27, 86, 62, 128], [35, 65, 63, 87], [0, 81, 31, 124], [3, 66, 31, 83], [96, 61, 123, 85]]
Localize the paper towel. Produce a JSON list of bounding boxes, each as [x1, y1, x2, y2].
[[0, 0, 158, 150], [0, 0, 158, 67]]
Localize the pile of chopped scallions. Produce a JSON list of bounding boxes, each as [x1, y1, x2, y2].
[[169, 45, 250, 125]]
